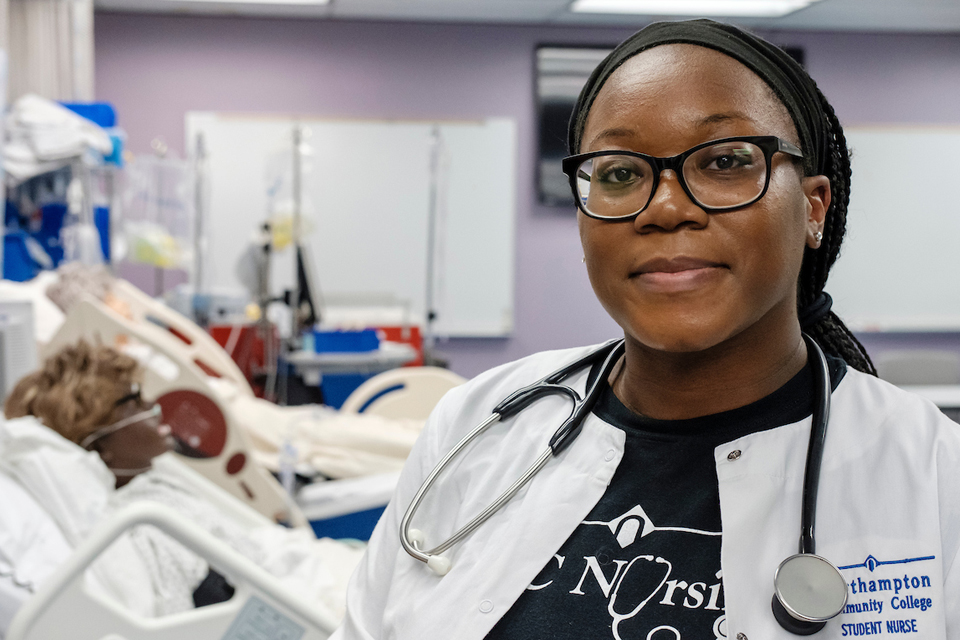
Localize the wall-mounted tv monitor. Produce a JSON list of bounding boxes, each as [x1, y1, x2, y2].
[[536, 46, 613, 207]]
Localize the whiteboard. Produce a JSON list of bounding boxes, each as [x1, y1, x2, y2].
[[186, 113, 516, 336], [827, 126, 960, 331]]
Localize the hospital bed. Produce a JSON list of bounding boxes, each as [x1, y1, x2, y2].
[[339, 365, 466, 419], [44, 279, 464, 531], [0, 454, 306, 636], [44, 297, 308, 527], [5, 502, 337, 640], [108, 279, 255, 396], [292, 367, 464, 540]]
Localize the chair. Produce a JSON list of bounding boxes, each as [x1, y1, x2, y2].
[[5, 503, 337, 640], [339, 366, 465, 420]]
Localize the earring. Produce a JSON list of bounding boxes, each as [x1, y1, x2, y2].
[[582, 256, 586, 263], [814, 231, 823, 248]]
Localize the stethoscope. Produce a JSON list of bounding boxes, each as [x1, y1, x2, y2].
[[400, 335, 848, 635]]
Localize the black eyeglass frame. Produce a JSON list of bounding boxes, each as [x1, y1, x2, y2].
[[561, 135, 804, 221], [114, 383, 143, 408]]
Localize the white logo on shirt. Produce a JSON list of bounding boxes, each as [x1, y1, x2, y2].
[[527, 504, 726, 639], [583, 504, 722, 548]]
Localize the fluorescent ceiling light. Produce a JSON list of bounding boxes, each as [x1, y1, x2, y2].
[[570, 0, 821, 18], [172, 0, 328, 4]]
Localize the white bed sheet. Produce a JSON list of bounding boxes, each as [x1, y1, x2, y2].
[[0, 416, 364, 627], [0, 473, 72, 636], [209, 378, 424, 479]]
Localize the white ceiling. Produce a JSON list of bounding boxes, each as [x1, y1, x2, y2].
[[94, 0, 960, 33]]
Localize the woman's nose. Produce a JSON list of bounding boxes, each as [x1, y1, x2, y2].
[[633, 170, 709, 233]]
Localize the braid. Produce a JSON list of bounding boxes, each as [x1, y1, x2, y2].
[[807, 314, 877, 376], [797, 86, 877, 376]]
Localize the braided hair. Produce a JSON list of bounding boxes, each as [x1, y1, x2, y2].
[[568, 19, 876, 375], [795, 89, 877, 375]]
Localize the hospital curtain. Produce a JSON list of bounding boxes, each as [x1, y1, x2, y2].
[[8, 0, 94, 102]]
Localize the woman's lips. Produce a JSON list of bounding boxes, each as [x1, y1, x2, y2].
[[632, 257, 727, 292]]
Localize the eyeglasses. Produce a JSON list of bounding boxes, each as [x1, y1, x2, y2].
[[561, 136, 804, 221], [80, 404, 164, 450]]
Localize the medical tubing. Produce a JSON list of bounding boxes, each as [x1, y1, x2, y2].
[[799, 334, 831, 556], [549, 340, 626, 455], [107, 465, 153, 477], [79, 406, 162, 449]]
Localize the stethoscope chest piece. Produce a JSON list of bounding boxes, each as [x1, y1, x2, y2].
[[772, 553, 848, 635]]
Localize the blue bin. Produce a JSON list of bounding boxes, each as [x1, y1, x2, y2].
[[320, 372, 376, 409], [313, 328, 380, 353], [309, 505, 387, 541], [59, 102, 117, 128], [3, 232, 39, 281]]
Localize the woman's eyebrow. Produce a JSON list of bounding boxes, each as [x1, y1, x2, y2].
[[696, 112, 756, 128], [585, 127, 637, 147], [587, 112, 759, 148]]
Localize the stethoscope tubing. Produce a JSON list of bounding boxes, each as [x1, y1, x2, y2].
[[799, 334, 831, 556], [398, 412, 549, 561], [399, 340, 624, 566]]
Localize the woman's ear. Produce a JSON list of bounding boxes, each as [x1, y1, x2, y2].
[[802, 175, 831, 249]]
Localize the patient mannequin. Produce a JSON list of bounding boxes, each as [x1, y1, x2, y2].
[[5, 340, 168, 488], [1, 340, 363, 619]]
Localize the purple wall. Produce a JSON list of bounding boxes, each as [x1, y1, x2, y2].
[[94, 13, 960, 378]]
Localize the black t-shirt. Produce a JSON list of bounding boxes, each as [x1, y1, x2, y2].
[[486, 355, 846, 640]]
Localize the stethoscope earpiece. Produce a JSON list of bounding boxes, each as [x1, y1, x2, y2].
[[407, 528, 452, 576], [427, 555, 452, 576], [772, 553, 848, 635]]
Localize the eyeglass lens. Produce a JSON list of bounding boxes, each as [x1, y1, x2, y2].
[[575, 140, 769, 218]]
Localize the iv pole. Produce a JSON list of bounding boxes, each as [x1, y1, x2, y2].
[[423, 125, 447, 367], [275, 123, 306, 405], [290, 123, 304, 349], [150, 138, 168, 296], [263, 124, 309, 404], [192, 133, 209, 326]]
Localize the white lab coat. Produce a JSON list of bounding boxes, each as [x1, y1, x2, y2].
[[334, 344, 960, 640]]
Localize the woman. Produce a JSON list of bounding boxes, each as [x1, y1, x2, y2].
[[335, 19, 960, 639], [1, 340, 362, 619]]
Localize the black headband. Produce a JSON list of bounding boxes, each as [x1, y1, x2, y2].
[[568, 19, 827, 177]]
